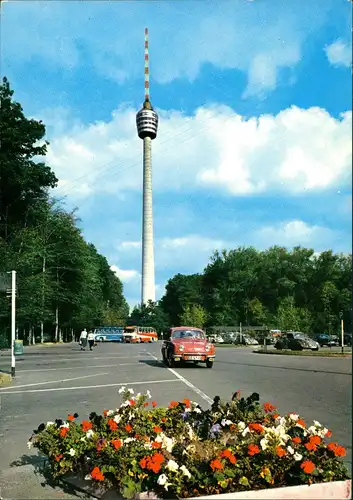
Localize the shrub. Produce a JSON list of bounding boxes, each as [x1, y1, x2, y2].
[[28, 388, 349, 499]]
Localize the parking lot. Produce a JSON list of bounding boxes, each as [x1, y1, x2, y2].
[[0, 341, 351, 498]]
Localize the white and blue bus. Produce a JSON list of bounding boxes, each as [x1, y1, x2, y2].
[[94, 327, 124, 342]]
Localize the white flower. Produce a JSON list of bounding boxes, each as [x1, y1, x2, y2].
[[166, 460, 179, 472], [237, 421, 246, 431], [84, 474, 92, 481], [242, 427, 250, 437], [114, 414, 121, 424], [221, 419, 233, 426], [46, 421, 55, 427], [86, 429, 94, 439], [106, 410, 114, 416], [60, 423, 69, 429], [146, 390, 152, 399], [127, 388, 134, 395], [260, 438, 269, 451], [80, 437, 86, 442], [118, 386, 126, 394], [180, 465, 191, 478], [157, 474, 171, 490], [313, 420, 322, 427], [156, 433, 175, 452], [308, 426, 317, 435], [27, 441, 33, 450], [287, 446, 295, 455], [124, 437, 136, 444], [69, 448, 76, 456], [193, 407, 202, 414], [144, 442, 152, 449], [294, 453, 303, 461], [289, 413, 299, 421]]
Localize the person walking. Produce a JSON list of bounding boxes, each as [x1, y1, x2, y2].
[[87, 330, 95, 351], [80, 328, 88, 351]]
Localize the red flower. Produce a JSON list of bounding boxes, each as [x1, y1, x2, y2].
[[220, 449, 236, 464], [153, 426, 162, 433], [111, 439, 122, 450], [140, 458, 147, 469], [249, 423, 264, 433], [139, 453, 165, 473], [276, 446, 286, 458], [210, 459, 223, 471], [300, 460, 315, 474], [143, 402, 149, 407], [327, 442, 346, 457], [125, 423, 133, 433], [91, 466, 105, 481], [161, 417, 167, 423], [297, 418, 306, 428], [183, 398, 191, 408], [305, 442, 317, 452], [292, 436, 301, 444], [309, 435, 321, 446], [103, 410, 109, 417], [67, 414, 75, 422], [248, 444, 260, 456], [81, 420, 92, 432], [152, 441, 162, 449], [129, 399, 136, 406], [60, 427, 68, 437], [152, 401, 157, 407], [273, 413, 280, 419], [152, 452, 164, 464], [325, 429, 332, 438], [168, 401, 179, 408], [107, 419, 118, 432], [263, 402, 276, 413], [55, 454, 63, 462]]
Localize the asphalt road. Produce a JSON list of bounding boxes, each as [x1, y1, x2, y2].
[[0, 342, 351, 499]]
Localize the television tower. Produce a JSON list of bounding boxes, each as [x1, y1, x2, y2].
[[136, 28, 158, 305]]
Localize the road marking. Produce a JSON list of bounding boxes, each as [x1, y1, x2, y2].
[[0, 354, 143, 361], [147, 353, 213, 406], [15, 362, 138, 373], [1, 378, 181, 395], [0, 372, 109, 391]]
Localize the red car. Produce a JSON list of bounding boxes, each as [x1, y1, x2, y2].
[[161, 327, 216, 368]]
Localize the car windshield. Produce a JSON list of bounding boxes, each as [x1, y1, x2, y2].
[[172, 329, 205, 339], [293, 334, 311, 340]]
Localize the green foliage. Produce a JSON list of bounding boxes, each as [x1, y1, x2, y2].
[[0, 77, 128, 345], [180, 304, 208, 328], [160, 246, 352, 335]]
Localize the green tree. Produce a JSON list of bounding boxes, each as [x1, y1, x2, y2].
[[160, 273, 202, 326], [180, 304, 207, 329]]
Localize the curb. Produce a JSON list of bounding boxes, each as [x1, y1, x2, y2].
[[0, 372, 12, 386], [253, 350, 352, 357]]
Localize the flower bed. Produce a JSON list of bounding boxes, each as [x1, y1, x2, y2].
[[28, 388, 350, 499]]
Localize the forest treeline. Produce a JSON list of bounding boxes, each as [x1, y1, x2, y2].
[[0, 78, 129, 347]]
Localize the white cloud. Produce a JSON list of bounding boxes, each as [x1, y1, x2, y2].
[[325, 40, 352, 67], [110, 264, 140, 283], [2, 0, 336, 96], [45, 104, 352, 199]]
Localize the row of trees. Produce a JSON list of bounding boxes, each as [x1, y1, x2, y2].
[[131, 246, 352, 335], [0, 77, 129, 347]]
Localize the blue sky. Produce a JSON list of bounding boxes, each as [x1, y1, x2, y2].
[[2, 0, 352, 308]]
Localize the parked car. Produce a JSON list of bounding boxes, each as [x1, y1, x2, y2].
[[313, 333, 338, 347], [208, 334, 224, 344], [275, 333, 319, 351], [162, 327, 216, 368]]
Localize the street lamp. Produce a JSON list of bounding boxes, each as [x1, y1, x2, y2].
[[339, 311, 344, 354]]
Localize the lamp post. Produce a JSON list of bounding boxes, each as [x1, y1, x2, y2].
[[339, 311, 344, 354]]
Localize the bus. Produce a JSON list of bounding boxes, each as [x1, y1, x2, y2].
[[94, 326, 124, 342], [123, 326, 158, 343]]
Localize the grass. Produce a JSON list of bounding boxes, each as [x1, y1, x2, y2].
[[215, 343, 254, 348], [254, 348, 352, 357]]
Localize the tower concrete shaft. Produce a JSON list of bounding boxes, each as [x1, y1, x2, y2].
[[136, 28, 158, 305], [141, 136, 155, 304]]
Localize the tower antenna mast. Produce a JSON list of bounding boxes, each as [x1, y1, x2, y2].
[[136, 28, 159, 305]]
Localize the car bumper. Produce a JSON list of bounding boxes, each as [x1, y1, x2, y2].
[[172, 353, 215, 362]]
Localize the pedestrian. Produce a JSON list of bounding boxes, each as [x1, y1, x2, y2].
[[87, 330, 95, 351], [80, 328, 88, 351]]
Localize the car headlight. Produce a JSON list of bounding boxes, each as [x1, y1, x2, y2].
[[206, 344, 212, 351], [178, 344, 185, 352]]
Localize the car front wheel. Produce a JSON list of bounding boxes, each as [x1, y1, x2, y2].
[[206, 360, 214, 369]]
